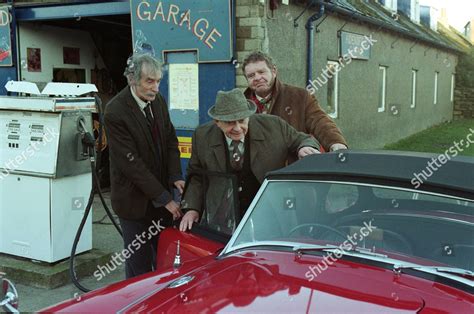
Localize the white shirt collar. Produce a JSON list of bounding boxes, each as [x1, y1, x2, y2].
[[130, 86, 149, 111], [224, 136, 244, 147]]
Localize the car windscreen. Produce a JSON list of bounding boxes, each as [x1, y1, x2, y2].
[[231, 180, 474, 272]]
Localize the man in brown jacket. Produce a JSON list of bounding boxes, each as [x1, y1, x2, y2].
[[242, 51, 347, 154], [179, 89, 319, 232], [105, 54, 184, 278]]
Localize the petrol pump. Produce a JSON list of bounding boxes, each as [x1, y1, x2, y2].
[[0, 81, 97, 263], [131, 0, 236, 172], [0, 0, 238, 292]]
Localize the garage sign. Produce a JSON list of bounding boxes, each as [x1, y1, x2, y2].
[[0, 6, 12, 66], [131, 0, 232, 62]]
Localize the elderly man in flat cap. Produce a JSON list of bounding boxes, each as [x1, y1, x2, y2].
[[179, 88, 319, 232]]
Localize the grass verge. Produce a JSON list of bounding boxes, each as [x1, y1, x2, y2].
[[384, 119, 474, 157]]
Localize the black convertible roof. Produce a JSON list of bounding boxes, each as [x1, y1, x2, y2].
[[267, 150, 474, 199]]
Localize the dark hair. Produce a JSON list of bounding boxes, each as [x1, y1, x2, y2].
[[242, 51, 276, 75]]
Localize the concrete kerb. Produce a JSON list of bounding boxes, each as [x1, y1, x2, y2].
[[0, 250, 114, 289]]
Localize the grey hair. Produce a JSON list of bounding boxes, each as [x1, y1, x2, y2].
[[124, 53, 162, 86]]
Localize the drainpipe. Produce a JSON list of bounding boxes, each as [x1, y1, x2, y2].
[[306, 3, 325, 87]]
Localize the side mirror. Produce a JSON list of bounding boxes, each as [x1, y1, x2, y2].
[[0, 277, 19, 313]]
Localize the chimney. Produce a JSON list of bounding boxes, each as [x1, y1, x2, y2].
[[465, 19, 474, 43]]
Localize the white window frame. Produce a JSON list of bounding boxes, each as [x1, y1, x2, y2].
[[411, 0, 420, 23], [410, 69, 417, 108], [450, 73, 455, 103], [382, 0, 397, 12], [434, 71, 439, 105], [327, 61, 339, 119], [378, 66, 387, 112]]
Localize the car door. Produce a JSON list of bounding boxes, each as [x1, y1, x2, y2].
[[156, 171, 240, 271]]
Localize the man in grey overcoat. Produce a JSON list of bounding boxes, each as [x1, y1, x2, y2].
[[179, 88, 320, 232]]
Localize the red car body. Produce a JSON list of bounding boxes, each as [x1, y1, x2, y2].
[[42, 228, 473, 313], [41, 151, 474, 313]]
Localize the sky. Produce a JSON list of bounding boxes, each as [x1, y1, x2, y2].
[[419, 0, 474, 32]]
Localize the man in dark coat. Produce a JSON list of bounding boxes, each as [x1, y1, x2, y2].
[[104, 53, 184, 278], [242, 51, 348, 154], [179, 88, 320, 232]]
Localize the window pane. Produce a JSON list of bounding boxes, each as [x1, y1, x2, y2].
[[450, 74, 455, 102], [326, 62, 338, 118], [378, 67, 386, 111], [411, 70, 417, 108], [183, 172, 239, 236], [327, 65, 335, 114]]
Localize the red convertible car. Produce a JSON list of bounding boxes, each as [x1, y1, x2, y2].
[[39, 151, 473, 313]]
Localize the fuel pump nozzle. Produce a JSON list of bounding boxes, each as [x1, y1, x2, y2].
[[76, 117, 95, 160]]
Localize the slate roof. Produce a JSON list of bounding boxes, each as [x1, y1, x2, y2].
[[307, 0, 472, 54]]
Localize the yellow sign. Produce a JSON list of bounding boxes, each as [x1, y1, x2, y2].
[[178, 136, 192, 158]]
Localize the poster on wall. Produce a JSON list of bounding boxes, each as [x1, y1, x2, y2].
[[169, 63, 199, 111], [27, 47, 41, 72], [0, 6, 13, 66], [63, 47, 80, 65]]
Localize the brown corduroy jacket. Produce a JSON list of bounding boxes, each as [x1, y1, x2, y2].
[[244, 78, 347, 152]]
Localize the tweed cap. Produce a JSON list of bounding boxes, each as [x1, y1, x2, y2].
[[208, 88, 257, 121]]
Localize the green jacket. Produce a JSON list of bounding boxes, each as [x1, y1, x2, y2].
[[182, 114, 319, 217]]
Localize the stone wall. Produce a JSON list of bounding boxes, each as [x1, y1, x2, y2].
[[251, 1, 459, 149], [235, 0, 267, 89], [453, 48, 474, 119], [453, 87, 474, 119]]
